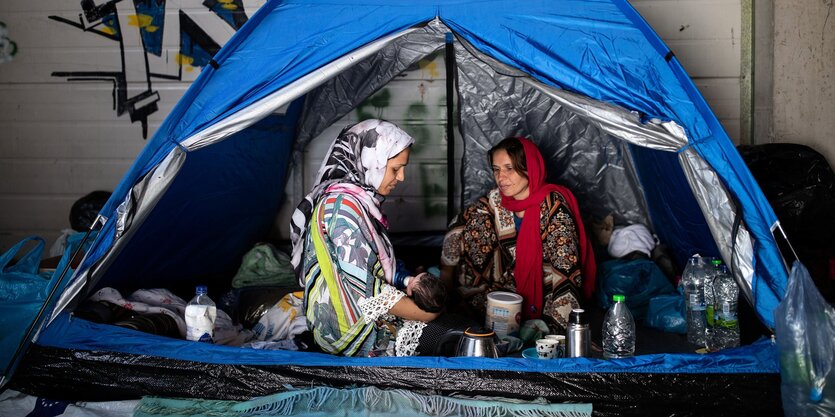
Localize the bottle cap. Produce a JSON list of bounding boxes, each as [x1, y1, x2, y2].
[[712, 259, 722, 266], [613, 294, 625, 302], [568, 308, 588, 325], [195, 285, 207, 295]]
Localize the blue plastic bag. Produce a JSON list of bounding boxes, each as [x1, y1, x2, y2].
[[1, 232, 98, 386], [596, 259, 674, 320], [775, 261, 835, 416], [0, 237, 49, 378], [645, 292, 687, 334], [0, 236, 48, 301]]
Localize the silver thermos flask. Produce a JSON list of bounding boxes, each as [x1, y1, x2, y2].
[[567, 308, 590, 358]]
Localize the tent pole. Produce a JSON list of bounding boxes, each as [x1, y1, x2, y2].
[[445, 32, 456, 224], [772, 221, 799, 270]]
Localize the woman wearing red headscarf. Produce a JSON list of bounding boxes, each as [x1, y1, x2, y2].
[[441, 137, 596, 331]]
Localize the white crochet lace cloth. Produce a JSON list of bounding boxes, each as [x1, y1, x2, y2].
[[357, 283, 427, 356], [358, 283, 404, 324], [396, 320, 428, 357]]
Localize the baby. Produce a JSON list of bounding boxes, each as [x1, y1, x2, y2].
[[403, 272, 447, 314], [591, 217, 676, 280]]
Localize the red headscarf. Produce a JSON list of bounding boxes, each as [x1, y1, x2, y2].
[[499, 138, 596, 319]]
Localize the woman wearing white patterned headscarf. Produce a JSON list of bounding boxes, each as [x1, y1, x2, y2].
[[289, 119, 440, 357]]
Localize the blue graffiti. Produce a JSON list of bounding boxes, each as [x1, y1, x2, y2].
[[133, 0, 165, 56], [203, 0, 247, 30]]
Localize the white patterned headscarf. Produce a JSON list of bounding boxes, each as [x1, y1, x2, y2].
[[289, 119, 413, 272]]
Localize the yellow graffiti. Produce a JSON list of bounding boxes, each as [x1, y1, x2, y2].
[[218, 0, 238, 9], [176, 53, 193, 66], [176, 53, 195, 72], [419, 59, 439, 79], [126, 14, 162, 33], [127, 14, 154, 28], [101, 26, 117, 36]]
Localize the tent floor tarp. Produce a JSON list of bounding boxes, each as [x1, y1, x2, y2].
[[10, 342, 782, 417]]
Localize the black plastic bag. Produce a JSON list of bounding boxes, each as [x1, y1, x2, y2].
[[737, 144, 835, 254]]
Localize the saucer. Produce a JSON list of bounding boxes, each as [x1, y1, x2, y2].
[[522, 347, 541, 359]]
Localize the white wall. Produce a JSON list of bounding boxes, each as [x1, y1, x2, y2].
[[771, 0, 835, 165], [0, 0, 756, 252], [632, 0, 744, 143]]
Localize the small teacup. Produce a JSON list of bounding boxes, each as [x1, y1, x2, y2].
[[535, 338, 558, 359], [545, 334, 566, 358]]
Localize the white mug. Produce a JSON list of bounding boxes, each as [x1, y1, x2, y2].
[[545, 334, 566, 358], [535, 338, 558, 359]]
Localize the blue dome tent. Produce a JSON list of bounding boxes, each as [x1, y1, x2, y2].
[[4, 1, 790, 414]]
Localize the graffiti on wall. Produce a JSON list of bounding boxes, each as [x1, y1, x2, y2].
[[0, 22, 18, 64], [49, 0, 249, 138], [47, 2, 451, 225]]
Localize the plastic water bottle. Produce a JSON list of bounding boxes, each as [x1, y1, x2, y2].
[[185, 285, 216, 343], [681, 255, 710, 347], [707, 265, 740, 350], [703, 259, 723, 331], [602, 294, 635, 359]]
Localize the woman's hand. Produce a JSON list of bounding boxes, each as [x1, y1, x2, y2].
[[389, 296, 439, 322]]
